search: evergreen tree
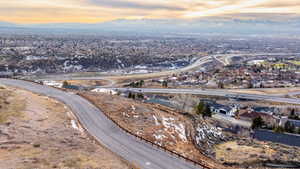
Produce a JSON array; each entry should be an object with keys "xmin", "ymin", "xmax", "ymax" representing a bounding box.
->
[
  {"xmin": 140, "ymin": 80, "xmax": 144, "ymax": 87},
  {"xmin": 251, "ymin": 117, "xmax": 264, "ymax": 129},
  {"xmin": 137, "ymin": 93, "xmax": 144, "ymax": 99},
  {"xmin": 274, "ymin": 126, "xmax": 285, "ymax": 133},
  {"xmin": 284, "ymin": 121, "xmax": 295, "ymax": 133},
  {"xmin": 204, "ymin": 105, "xmax": 212, "ymax": 117},
  {"xmin": 195, "ymin": 101, "xmax": 205, "ymax": 116},
  {"xmin": 195, "ymin": 102, "xmax": 212, "ymax": 118},
  {"xmin": 62, "ymin": 81, "xmax": 69, "ymax": 88},
  {"xmin": 132, "ymin": 93, "xmax": 136, "ymax": 100},
  {"xmin": 128, "ymin": 92, "xmax": 132, "ymax": 98},
  {"xmin": 162, "ymin": 81, "xmax": 168, "ymax": 88}
]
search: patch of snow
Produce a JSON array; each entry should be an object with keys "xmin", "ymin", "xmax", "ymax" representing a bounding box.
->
[
  {"xmin": 116, "ymin": 59, "xmax": 125, "ymax": 68},
  {"xmin": 91, "ymin": 88, "xmax": 117, "ymax": 95},
  {"xmin": 195, "ymin": 125, "xmax": 223, "ymax": 145},
  {"xmin": 153, "ymin": 133, "xmax": 166, "ymax": 146},
  {"xmin": 152, "ymin": 115, "xmax": 160, "ymax": 125},
  {"xmin": 154, "ymin": 134, "xmax": 166, "ymax": 140},
  {"xmin": 131, "ymin": 105, "xmax": 136, "ymax": 111},
  {"xmin": 169, "ymin": 77, "xmax": 177, "ymax": 80},
  {"xmin": 29, "ymin": 67, "xmax": 44, "ymax": 74},
  {"xmin": 63, "ymin": 60, "xmax": 83, "ymax": 71},
  {"xmin": 122, "ymin": 112, "xmax": 130, "ymax": 118},
  {"xmin": 43, "ymin": 80, "xmax": 62, "ymax": 88},
  {"xmin": 125, "ymin": 69, "xmax": 149, "ymax": 74},
  {"xmin": 71, "ymin": 120, "xmax": 82, "ymax": 132},
  {"xmin": 135, "ymin": 65, "xmax": 148, "ymax": 69},
  {"xmin": 162, "ymin": 117, "xmax": 187, "ymax": 142},
  {"xmin": 26, "ymin": 55, "xmax": 48, "ymax": 60}
]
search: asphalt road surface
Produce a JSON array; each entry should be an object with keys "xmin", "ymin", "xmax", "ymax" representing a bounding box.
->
[
  {"xmin": 108, "ymin": 88, "xmax": 300, "ymax": 105},
  {"xmin": 0, "ymin": 78, "xmax": 201, "ymax": 169}
]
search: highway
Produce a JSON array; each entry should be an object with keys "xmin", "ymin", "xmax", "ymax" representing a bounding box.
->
[
  {"xmin": 107, "ymin": 87, "xmax": 300, "ymax": 105},
  {"xmin": 27, "ymin": 52, "xmax": 300, "ymax": 85},
  {"xmin": 288, "ymin": 91, "xmax": 300, "ymax": 97},
  {"xmin": 0, "ymin": 78, "xmax": 201, "ymax": 169}
]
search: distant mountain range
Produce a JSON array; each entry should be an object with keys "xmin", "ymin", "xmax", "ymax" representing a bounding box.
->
[
  {"xmin": 1, "ymin": 15, "xmax": 300, "ymax": 35},
  {"xmin": 0, "ymin": 21, "xmax": 17, "ymax": 27}
]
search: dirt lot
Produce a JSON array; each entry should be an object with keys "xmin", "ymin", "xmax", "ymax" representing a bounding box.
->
[
  {"xmin": 58, "ymin": 79, "xmax": 111, "ymax": 87},
  {"xmin": 215, "ymin": 139, "xmax": 300, "ymax": 168},
  {"xmin": 0, "ymin": 86, "xmax": 129, "ymax": 169}
]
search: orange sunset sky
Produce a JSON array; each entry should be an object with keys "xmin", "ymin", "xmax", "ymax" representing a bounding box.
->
[{"xmin": 0, "ymin": 0, "xmax": 300, "ymax": 23}]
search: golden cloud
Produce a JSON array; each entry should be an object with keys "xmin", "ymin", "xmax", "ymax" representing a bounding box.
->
[{"xmin": 0, "ymin": 0, "xmax": 299, "ymax": 23}]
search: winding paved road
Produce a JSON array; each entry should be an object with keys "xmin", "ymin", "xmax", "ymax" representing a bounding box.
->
[{"xmin": 0, "ymin": 78, "xmax": 201, "ymax": 169}]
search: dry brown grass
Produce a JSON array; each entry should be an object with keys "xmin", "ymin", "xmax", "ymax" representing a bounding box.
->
[
  {"xmin": 0, "ymin": 87, "xmax": 25, "ymax": 123},
  {"xmin": 215, "ymin": 141, "xmax": 271, "ymax": 164},
  {"xmin": 58, "ymin": 79, "xmax": 110, "ymax": 86},
  {"xmin": 214, "ymin": 140, "xmax": 300, "ymax": 167}
]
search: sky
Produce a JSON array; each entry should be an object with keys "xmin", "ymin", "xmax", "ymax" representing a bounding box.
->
[{"xmin": 0, "ymin": 0, "xmax": 300, "ymax": 24}]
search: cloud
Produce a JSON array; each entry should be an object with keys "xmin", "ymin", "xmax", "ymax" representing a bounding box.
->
[
  {"xmin": 86, "ymin": 0, "xmax": 185, "ymax": 10},
  {"xmin": 183, "ymin": 0, "xmax": 272, "ymax": 18},
  {"xmin": 255, "ymin": 0, "xmax": 300, "ymax": 8},
  {"xmin": 0, "ymin": 0, "xmax": 300, "ymax": 23}
]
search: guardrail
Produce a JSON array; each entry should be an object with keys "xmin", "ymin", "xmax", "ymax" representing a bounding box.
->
[{"xmin": 4, "ymin": 77, "xmax": 212, "ymax": 169}]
